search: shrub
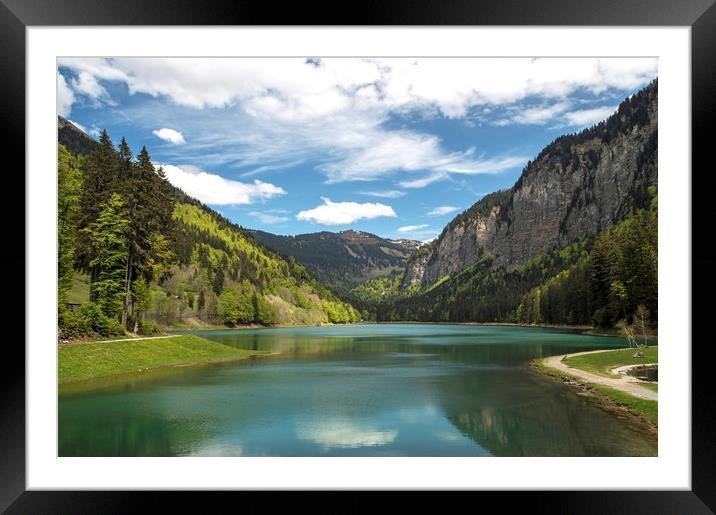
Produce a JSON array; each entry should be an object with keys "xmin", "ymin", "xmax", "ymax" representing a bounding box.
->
[
  {"xmin": 137, "ymin": 320, "xmax": 163, "ymax": 336},
  {"xmin": 58, "ymin": 305, "xmax": 90, "ymax": 339},
  {"xmin": 104, "ymin": 317, "xmax": 127, "ymax": 337},
  {"xmin": 78, "ymin": 302, "xmax": 110, "ymax": 335}
]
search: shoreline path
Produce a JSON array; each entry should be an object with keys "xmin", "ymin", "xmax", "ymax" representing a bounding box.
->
[{"xmin": 542, "ymin": 349, "xmax": 658, "ymax": 401}]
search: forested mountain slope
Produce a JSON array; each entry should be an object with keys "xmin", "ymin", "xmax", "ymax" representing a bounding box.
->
[
  {"xmin": 57, "ymin": 118, "xmax": 359, "ymax": 338},
  {"xmin": 371, "ymin": 81, "xmax": 658, "ymax": 328},
  {"xmin": 250, "ymin": 229, "xmax": 421, "ymax": 295},
  {"xmin": 406, "ymin": 80, "xmax": 658, "ymax": 287}
]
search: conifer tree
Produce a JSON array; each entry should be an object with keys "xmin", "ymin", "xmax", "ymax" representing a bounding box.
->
[
  {"xmin": 82, "ymin": 193, "xmax": 129, "ymax": 317},
  {"xmin": 75, "ymin": 130, "xmax": 120, "ymax": 298}
]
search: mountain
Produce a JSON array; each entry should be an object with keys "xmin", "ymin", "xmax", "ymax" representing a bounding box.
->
[
  {"xmin": 57, "ymin": 117, "xmax": 360, "ymax": 335},
  {"xmin": 370, "ymin": 80, "xmax": 658, "ymax": 327},
  {"xmin": 58, "ymin": 116, "xmax": 98, "ymax": 156},
  {"xmin": 250, "ymin": 229, "xmax": 421, "ymax": 295},
  {"xmin": 404, "ymin": 80, "xmax": 658, "ymax": 288}
]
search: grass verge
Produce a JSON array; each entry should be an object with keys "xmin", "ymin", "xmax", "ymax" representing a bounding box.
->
[
  {"xmin": 59, "ymin": 334, "xmax": 264, "ymax": 384},
  {"xmin": 563, "ymin": 346, "xmax": 658, "ymax": 377}
]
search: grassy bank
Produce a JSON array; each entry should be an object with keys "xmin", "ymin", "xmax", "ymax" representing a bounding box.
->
[
  {"xmin": 563, "ymin": 346, "xmax": 658, "ymax": 377},
  {"xmin": 58, "ymin": 334, "xmax": 264, "ymax": 384}
]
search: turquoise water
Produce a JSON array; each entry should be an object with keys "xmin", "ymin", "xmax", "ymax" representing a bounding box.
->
[{"xmin": 58, "ymin": 324, "xmax": 657, "ymax": 456}]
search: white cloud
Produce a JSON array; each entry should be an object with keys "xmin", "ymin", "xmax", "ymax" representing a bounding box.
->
[
  {"xmin": 296, "ymin": 420, "xmax": 398, "ymax": 449},
  {"xmin": 359, "ymin": 190, "xmax": 406, "ymax": 199},
  {"xmin": 504, "ymin": 101, "xmax": 572, "ymax": 125},
  {"xmin": 70, "ymin": 71, "xmax": 110, "ymax": 101},
  {"xmin": 428, "ymin": 206, "xmax": 459, "ymax": 216},
  {"xmin": 152, "ymin": 128, "xmax": 186, "ymax": 145},
  {"xmin": 247, "ymin": 211, "xmax": 289, "ymax": 224},
  {"xmin": 160, "ymin": 164, "xmax": 285, "ymax": 205},
  {"xmin": 398, "ymin": 172, "xmax": 448, "ymax": 189},
  {"xmin": 398, "ymin": 224, "xmax": 429, "ymax": 233},
  {"xmin": 58, "ymin": 57, "xmax": 656, "ymax": 116},
  {"xmin": 57, "ymin": 58, "xmax": 655, "ymax": 186},
  {"xmin": 57, "ymin": 72, "xmax": 75, "ymax": 117},
  {"xmin": 296, "ymin": 197, "xmax": 396, "ymax": 225},
  {"xmin": 564, "ymin": 105, "xmax": 618, "ymax": 127}
]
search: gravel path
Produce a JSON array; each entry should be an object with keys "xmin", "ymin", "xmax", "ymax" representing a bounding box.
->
[{"xmin": 542, "ymin": 349, "xmax": 658, "ymax": 401}]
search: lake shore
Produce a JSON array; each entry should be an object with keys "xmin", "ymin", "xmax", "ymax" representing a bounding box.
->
[
  {"xmin": 531, "ymin": 347, "xmax": 658, "ymax": 439},
  {"xmin": 58, "ymin": 334, "xmax": 267, "ymax": 384}
]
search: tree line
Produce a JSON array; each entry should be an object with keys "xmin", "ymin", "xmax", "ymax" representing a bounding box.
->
[{"xmin": 368, "ymin": 188, "xmax": 657, "ymax": 330}]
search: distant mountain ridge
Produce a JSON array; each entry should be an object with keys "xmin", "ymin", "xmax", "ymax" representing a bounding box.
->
[{"xmin": 250, "ymin": 229, "xmax": 422, "ymax": 295}]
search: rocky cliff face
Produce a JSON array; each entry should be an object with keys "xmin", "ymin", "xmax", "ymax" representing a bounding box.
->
[
  {"xmin": 401, "ymin": 250, "xmax": 431, "ymax": 287},
  {"xmin": 406, "ymin": 80, "xmax": 658, "ymax": 287}
]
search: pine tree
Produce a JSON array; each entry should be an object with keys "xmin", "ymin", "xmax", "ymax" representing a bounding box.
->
[
  {"xmin": 82, "ymin": 193, "xmax": 129, "ymax": 317},
  {"xmin": 75, "ymin": 130, "xmax": 120, "ymax": 298},
  {"xmin": 118, "ymin": 145, "xmax": 177, "ymax": 327}
]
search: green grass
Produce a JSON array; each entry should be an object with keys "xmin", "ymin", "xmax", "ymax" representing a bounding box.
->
[
  {"xmin": 589, "ymin": 384, "xmax": 658, "ymax": 425},
  {"xmin": 58, "ymin": 334, "xmax": 264, "ymax": 384},
  {"xmin": 66, "ymin": 273, "xmax": 90, "ymax": 304},
  {"xmin": 563, "ymin": 346, "xmax": 658, "ymax": 377}
]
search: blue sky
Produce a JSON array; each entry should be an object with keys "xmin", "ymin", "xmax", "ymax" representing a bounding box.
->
[{"xmin": 57, "ymin": 58, "xmax": 657, "ymax": 241}]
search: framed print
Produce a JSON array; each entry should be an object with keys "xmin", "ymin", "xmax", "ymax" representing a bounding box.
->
[{"xmin": 3, "ymin": 0, "xmax": 716, "ymax": 511}]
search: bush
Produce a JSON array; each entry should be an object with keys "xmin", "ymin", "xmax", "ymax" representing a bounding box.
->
[
  {"xmin": 58, "ymin": 305, "xmax": 90, "ymax": 339},
  {"xmin": 137, "ymin": 320, "xmax": 163, "ymax": 336},
  {"xmin": 59, "ymin": 302, "xmax": 127, "ymax": 339},
  {"xmin": 77, "ymin": 302, "xmax": 110, "ymax": 335},
  {"xmin": 104, "ymin": 317, "xmax": 126, "ymax": 337}
]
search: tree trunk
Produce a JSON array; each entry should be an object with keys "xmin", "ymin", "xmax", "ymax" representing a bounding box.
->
[{"xmin": 121, "ymin": 250, "xmax": 132, "ymax": 328}]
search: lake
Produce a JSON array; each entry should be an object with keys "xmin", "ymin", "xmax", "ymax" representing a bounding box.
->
[{"xmin": 58, "ymin": 324, "xmax": 657, "ymax": 456}]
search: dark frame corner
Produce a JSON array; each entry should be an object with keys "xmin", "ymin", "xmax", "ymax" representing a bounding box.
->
[{"xmin": 3, "ymin": 0, "xmax": 715, "ymax": 512}]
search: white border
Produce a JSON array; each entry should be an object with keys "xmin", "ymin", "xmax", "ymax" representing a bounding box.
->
[{"xmin": 27, "ymin": 27, "xmax": 691, "ymax": 490}]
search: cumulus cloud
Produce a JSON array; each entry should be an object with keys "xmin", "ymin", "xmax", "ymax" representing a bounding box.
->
[
  {"xmin": 57, "ymin": 71, "xmax": 75, "ymax": 117},
  {"xmin": 57, "ymin": 57, "xmax": 656, "ymax": 116},
  {"xmin": 152, "ymin": 127, "xmax": 186, "ymax": 145},
  {"xmin": 160, "ymin": 164, "xmax": 285, "ymax": 205},
  {"xmin": 398, "ymin": 224, "xmax": 429, "ymax": 233},
  {"xmin": 296, "ymin": 197, "xmax": 396, "ymax": 225},
  {"xmin": 70, "ymin": 71, "xmax": 111, "ymax": 101},
  {"xmin": 56, "ymin": 57, "xmax": 655, "ymax": 186},
  {"xmin": 248, "ymin": 210, "xmax": 289, "ymax": 224},
  {"xmin": 428, "ymin": 206, "xmax": 459, "ymax": 216}
]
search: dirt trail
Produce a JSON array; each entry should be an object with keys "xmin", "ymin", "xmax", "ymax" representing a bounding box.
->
[
  {"xmin": 61, "ymin": 335, "xmax": 179, "ymax": 345},
  {"xmin": 542, "ymin": 349, "xmax": 657, "ymax": 401}
]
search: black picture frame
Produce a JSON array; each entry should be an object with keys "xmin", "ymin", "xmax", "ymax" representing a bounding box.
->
[{"xmin": 3, "ymin": 0, "xmax": 714, "ymax": 511}]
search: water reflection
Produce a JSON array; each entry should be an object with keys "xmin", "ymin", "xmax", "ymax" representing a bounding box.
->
[
  {"xmin": 296, "ymin": 419, "xmax": 399, "ymax": 449},
  {"xmin": 59, "ymin": 324, "xmax": 656, "ymax": 456}
]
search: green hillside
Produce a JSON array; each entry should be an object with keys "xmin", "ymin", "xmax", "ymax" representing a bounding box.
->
[{"xmin": 58, "ymin": 124, "xmax": 359, "ymax": 340}]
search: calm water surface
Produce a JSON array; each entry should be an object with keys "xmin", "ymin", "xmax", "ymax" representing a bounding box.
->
[{"xmin": 58, "ymin": 324, "xmax": 657, "ymax": 456}]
